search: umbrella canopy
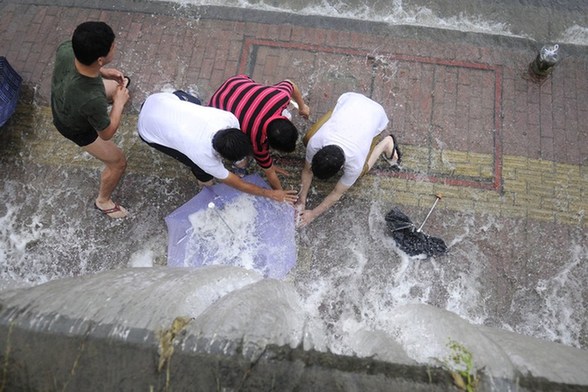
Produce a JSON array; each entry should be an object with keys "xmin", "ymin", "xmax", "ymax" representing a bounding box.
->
[
  {"xmin": 385, "ymin": 207, "xmax": 447, "ymax": 258},
  {"xmin": 165, "ymin": 174, "xmax": 297, "ymax": 279}
]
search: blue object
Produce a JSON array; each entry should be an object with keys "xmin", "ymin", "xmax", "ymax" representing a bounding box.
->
[
  {"xmin": 0, "ymin": 57, "xmax": 22, "ymax": 128},
  {"xmin": 165, "ymin": 174, "xmax": 297, "ymax": 279}
]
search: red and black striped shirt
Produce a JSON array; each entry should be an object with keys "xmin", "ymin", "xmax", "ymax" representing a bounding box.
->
[{"xmin": 208, "ymin": 74, "xmax": 293, "ymax": 169}]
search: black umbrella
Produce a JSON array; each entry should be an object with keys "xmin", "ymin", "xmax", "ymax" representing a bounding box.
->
[{"xmin": 385, "ymin": 194, "xmax": 447, "ymax": 257}]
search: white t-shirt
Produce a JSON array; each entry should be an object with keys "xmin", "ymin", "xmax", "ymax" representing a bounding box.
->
[
  {"xmin": 138, "ymin": 93, "xmax": 240, "ymax": 180},
  {"xmin": 305, "ymin": 92, "xmax": 389, "ymax": 187}
]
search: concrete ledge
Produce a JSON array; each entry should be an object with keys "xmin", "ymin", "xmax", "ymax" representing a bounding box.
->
[
  {"xmin": 0, "ymin": 268, "xmax": 586, "ymax": 391},
  {"xmin": 1, "ymin": 305, "xmax": 583, "ymax": 391},
  {"xmin": 0, "ymin": 314, "xmax": 457, "ymax": 391}
]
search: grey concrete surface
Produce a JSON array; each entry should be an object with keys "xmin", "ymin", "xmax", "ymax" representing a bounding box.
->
[{"xmin": 0, "ymin": 267, "xmax": 586, "ymax": 391}]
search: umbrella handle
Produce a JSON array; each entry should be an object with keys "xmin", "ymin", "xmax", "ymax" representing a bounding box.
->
[
  {"xmin": 416, "ymin": 193, "xmax": 443, "ymax": 233},
  {"xmin": 390, "ymin": 223, "xmax": 416, "ymax": 232}
]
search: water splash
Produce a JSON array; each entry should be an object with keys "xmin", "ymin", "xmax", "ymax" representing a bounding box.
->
[
  {"xmin": 559, "ymin": 24, "xmax": 588, "ymax": 46},
  {"xmin": 149, "ymin": 0, "xmax": 587, "ymax": 46},
  {"xmin": 519, "ymin": 243, "xmax": 587, "ymax": 348},
  {"xmin": 185, "ymin": 194, "xmax": 260, "ymax": 271}
]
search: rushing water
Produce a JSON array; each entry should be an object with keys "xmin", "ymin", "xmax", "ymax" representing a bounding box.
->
[
  {"xmin": 155, "ymin": 0, "xmax": 588, "ymax": 45},
  {"xmin": 0, "ymin": 0, "xmax": 586, "ymax": 375},
  {"xmin": 0, "ymin": 151, "xmax": 585, "ymax": 353}
]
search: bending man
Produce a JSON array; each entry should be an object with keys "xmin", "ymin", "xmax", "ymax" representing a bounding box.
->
[
  {"xmin": 138, "ymin": 92, "xmax": 298, "ymax": 203},
  {"xmin": 296, "ymin": 92, "xmax": 401, "ymax": 227},
  {"xmin": 208, "ymin": 74, "xmax": 310, "ymax": 190}
]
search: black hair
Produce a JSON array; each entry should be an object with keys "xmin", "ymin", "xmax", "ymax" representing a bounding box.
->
[
  {"xmin": 311, "ymin": 145, "xmax": 345, "ymax": 180},
  {"xmin": 267, "ymin": 118, "xmax": 298, "ymax": 152},
  {"xmin": 212, "ymin": 128, "xmax": 252, "ymax": 162},
  {"xmin": 72, "ymin": 21, "xmax": 115, "ymax": 66}
]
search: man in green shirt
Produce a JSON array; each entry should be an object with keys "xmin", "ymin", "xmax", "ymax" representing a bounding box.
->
[{"xmin": 51, "ymin": 21, "xmax": 130, "ymax": 218}]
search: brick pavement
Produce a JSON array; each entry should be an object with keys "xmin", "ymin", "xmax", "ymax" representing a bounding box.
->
[{"xmin": 1, "ymin": 0, "xmax": 586, "ymax": 227}]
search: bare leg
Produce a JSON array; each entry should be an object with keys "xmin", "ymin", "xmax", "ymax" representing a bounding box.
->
[
  {"xmin": 103, "ymin": 79, "xmax": 119, "ymax": 102},
  {"xmin": 198, "ymin": 179, "xmax": 214, "ymax": 187},
  {"xmin": 84, "ymin": 137, "xmax": 128, "ymax": 218},
  {"xmin": 366, "ymin": 135, "xmax": 396, "ymax": 171}
]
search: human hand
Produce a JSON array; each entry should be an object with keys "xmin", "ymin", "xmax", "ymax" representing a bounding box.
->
[
  {"xmin": 296, "ymin": 209, "xmax": 316, "ymax": 228},
  {"xmin": 112, "ymin": 84, "xmax": 130, "ymax": 107},
  {"xmin": 298, "ymin": 103, "xmax": 310, "ymax": 119},
  {"xmin": 272, "ymin": 189, "xmax": 298, "ymax": 204},
  {"xmin": 101, "ymin": 68, "xmax": 125, "ymax": 85}
]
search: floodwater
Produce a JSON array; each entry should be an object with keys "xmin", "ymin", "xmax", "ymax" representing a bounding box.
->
[
  {"xmin": 158, "ymin": 0, "xmax": 588, "ymax": 45},
  {"xmin": 1, "ymin": 140, "xmax": 585, "ymax": 353},
  {"xmin": 0, "ymin": 0, "xmax": 586, "ymax": 370},
  {"xmin": 149, "ymin": 0, "xmax": 585, "ymax": 352}
]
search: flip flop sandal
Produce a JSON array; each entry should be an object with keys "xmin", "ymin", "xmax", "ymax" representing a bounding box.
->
[
  {"xmin": 123, "ymin": 76, "xmax": 131, "ymax": 88},
  {"xmin": 94, "ymin": 202, "xmax": 127, "ymax": 219},
  {"xmin": 383, "ymin": 134, "xmax": 402, "ymax": 167}
]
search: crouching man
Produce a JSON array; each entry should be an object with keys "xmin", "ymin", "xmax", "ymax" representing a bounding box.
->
[
  {"xmin": 296, "ymin": 92, "xmax": 401, "ymax": 227},
  {"xmin": 138, "ymin": 92, "xmax": 298, "ymax": 203}
]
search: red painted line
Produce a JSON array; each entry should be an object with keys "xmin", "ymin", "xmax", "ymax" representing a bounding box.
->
[
  {"xmin": 493, "ymin": 66, "xmax": 504, "ymax": 192},
  {"xmin": 238, "ymin": 39, "xmax": 254, "ymax": 74},
  {"xmin": 243, "ymin": 38, "xmax": 500, "ymax": 72},
  {"xmin": 373, "ymin": 170, "xmax": 497, "ymax": 190}
]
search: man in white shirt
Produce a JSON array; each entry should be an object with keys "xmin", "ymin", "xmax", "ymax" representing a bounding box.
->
[
  {"xmin": 138, "ymin": 92, "xmax": 298, "ymax": 203},
  {"xmin": 296, "ymin": 92, "xmax": 401, "ymax": 227}
]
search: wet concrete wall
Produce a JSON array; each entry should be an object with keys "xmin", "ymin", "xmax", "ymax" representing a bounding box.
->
[
  {"xmin": 0, "ymin": 318, "xmax": 455, "ymax": 391},
  {"xmin": 0, "ymin": 268, "xmax": 586, "ymax": 392}
]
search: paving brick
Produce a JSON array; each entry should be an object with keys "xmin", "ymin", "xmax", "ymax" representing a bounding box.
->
[
  {"xmin": 499, "ymin": 204, "xmax": 529, "ymax": 219},
  {"xmin": 527, "ymin": 207, "xmax": 558, "ymax": 222}
]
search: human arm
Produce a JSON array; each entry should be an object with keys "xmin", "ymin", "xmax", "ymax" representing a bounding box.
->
[
  {"xmin": 97, "ymin": 85, "xmax": 129, "ymax": 140},
  {"xmin": 100, "ymin": 67, "xmax": 125, "ymax": 85},
  {"xmin": 297, "ymin": 180, "xmax": 350, "ymax": 228},
  {"xmin": 285, "ymin": 80, "xmax": 310, "ymax": 119},
  {"xmin": 295, "ymin": 160, "xmax": 313, "ymax": 210},
  {"xmin": 220, "ymin": 172, "xmax": 298, "ymax": 203},
  {"xmin": 263, "ymin": 164, "xmax": 290, "ymax": 190}
]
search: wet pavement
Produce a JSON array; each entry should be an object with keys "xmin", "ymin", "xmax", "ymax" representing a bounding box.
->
[{"xmin": 0, "ymin": 0, "xmax": 587, "ymax": 350}]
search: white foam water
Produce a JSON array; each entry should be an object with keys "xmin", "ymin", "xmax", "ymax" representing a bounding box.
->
[
  {"xmin": 0, "ymin": 178, "xmax": 80, "ymax": 288},
  {"xmin": 0, "ymin": 167, "xmax": 585, "ymax": 371},
  {"xmin": 185, "ymin": 194, "xmax": 260, "ymax": 271},
  {"xmin": 516, "ymin": 243, "xmax": 587, "ymax": 348},
  {"xmin": 150, "ymin": 0, "xmax": 588, "ymax": 46},
  {"xmin": 0, "ymin": 162, "xmax": 177, "ymax": 289},
  {"xmin": 128, "ymin": 249, "xmax": 155, "ymax": 268},
  {"xmin": 168, "ymin": 0, "xmax": 510, "ymax": 35},
  {"xmin": 561, "ymin": 24, "xmax": 588, "ymax": 45}
]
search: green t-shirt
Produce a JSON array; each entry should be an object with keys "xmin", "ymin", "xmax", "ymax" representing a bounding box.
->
[{"xmin": 50, "ymin": 41, "xmax": 110, "ymax": 144}]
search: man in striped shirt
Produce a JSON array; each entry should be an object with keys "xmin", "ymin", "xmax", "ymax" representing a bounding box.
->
[
  {"xmin": 138, "ymin": 92, "xmax": 299, "ymax": 204},
  {"xmin": 209, "ymin": 74, "xmax": 310, "ymax": 191}
]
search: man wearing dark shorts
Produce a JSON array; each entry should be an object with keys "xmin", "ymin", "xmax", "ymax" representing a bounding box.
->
[
  {"xmin": 137, "ymin": 92, "xmax": 298, "ymax": 204},
  {"xmin": 51, "ymin": 21, "xmax": 130, "ymax": 218}
]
